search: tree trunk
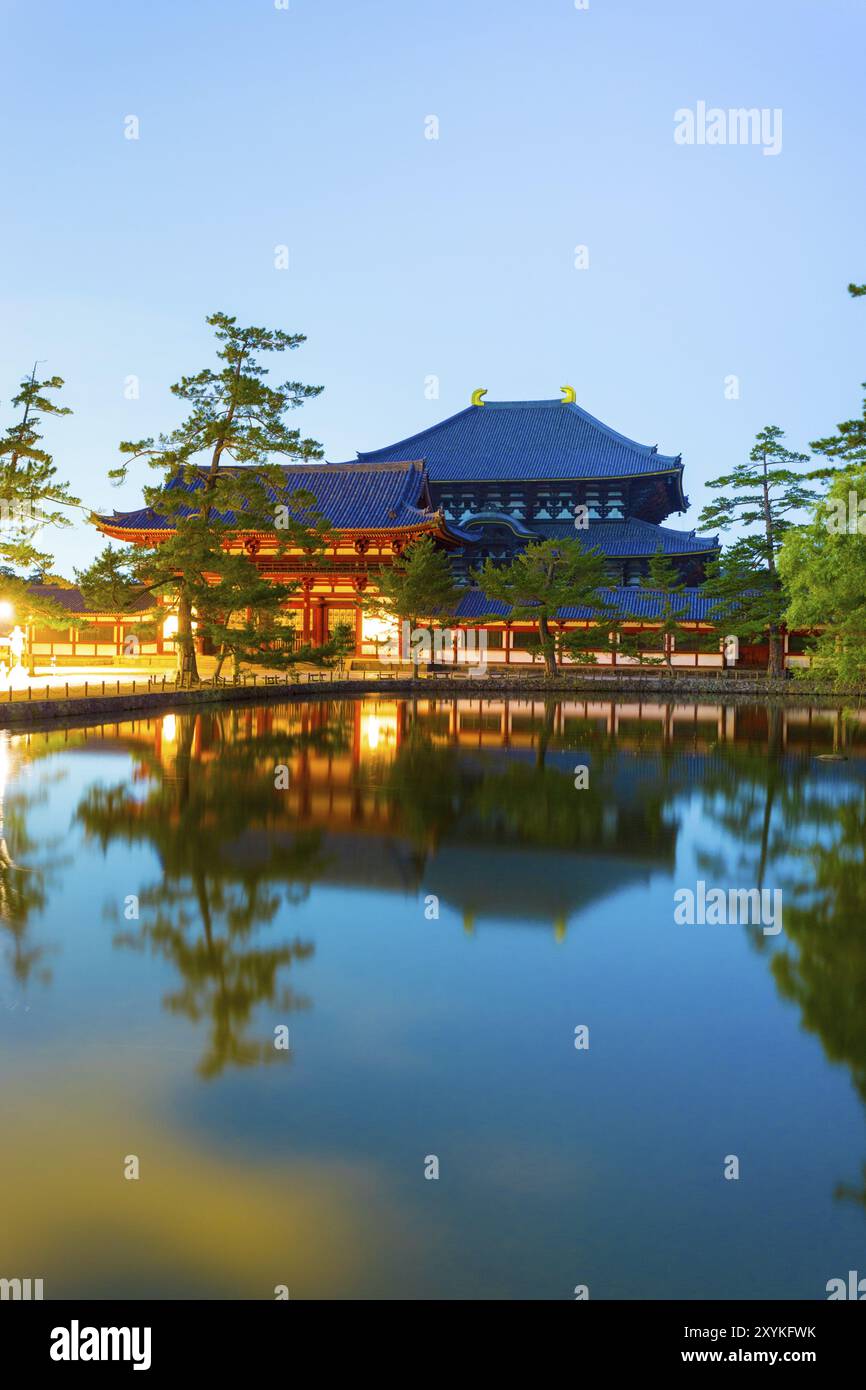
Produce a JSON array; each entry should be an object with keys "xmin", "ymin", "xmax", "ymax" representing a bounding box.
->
[
  {"xmin": 768, "ymin": 628, "xmax": 784, "ymax": 678},
  {"xmin": 538, "ymin": 614, "xmax": 557, "ymax": 678},
  {"xmin": 536, "ymin": 700, "xmax": 556, "ymax": 768},
  {"xmin": 176, "ymin": 587, "xmax": 199, "ymax": 686}
]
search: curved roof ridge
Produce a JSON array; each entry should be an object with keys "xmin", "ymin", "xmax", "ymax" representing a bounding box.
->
[
  {"xmin": 623, "ymin": 515, "xmax": 717, "ymax": 542},
  {"xmin": 559, "ymin": 400, "xmax": 674, "ymax": 460},
  {"xmin": 96, "ymin": 458, "xmax": 442, "ymax": 537},
  {"xmin": 356, "ymin": 405, "xmax": 477, "ymax": 463},
  {"xmin": 358, "ymin": 399, "xmax": 681, "ymax": 465},
  {"xmin": 299, "ymin": 458, "xmax": 427, "ymax": 473},
  {"xmin": 355, "ymin": 397, "xmax": 683, "ymax": 480}
]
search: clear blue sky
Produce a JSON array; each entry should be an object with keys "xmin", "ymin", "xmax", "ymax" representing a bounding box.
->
[{"xmin": 1, "ymin": 0, "xmax": 863, "ymax": 574}]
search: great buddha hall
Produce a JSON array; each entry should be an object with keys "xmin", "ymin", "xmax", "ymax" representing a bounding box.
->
[{"xmin": 83, "ymin": 387, "xmax": 752, "ymax": 668}]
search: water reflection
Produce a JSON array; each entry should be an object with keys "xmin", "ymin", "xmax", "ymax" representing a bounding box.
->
[
  {"xmin": 6, "ymin": 694, "xmax": 866, "ymax": 960},
  {"xmin": 0, "ymin": 728, "xmax": 66, "ymax": 988},
  {"xmin": 3, "ymin": 695, "xmax": 866, "ymax": 1282},
  {"xmin": 70, "ymin": 708, "xmax": 352, "ymax": 1077}
]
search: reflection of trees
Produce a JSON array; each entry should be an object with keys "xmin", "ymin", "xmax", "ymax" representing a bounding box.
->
[
  {"xmin": 0, "ymin": 735, "xmax": 66, "ymax": 989},
  {"xmin": 75, "ymin": 706, "xmax": 351, "ymax": 1078},
  {"xmin": 695, "ymin": 737, "xmax": 807, "ymax": 953},
  {"xmin": 111, "ymin": 879, "xmax": 315, "ymax": 1080},
  {"xmin": 696, "ymin": 724, "xmax": 866, "ymax": 1211},
  {"xmin": 375, "ymin": 706, "xmax": 681, "ymax": 878},
  {"xmin": 769, "ymin": 778, "xmax": 866, "ymax": 1210},
  {"xmin": 379, "ymin": 731, "xmax": 462, "ymax": 859},
  {"xmin": 385, "ymin": 701, "xmax": 680, "ymax": 862},
  {"xmin": 14, "ymin": 691, "xmax": 866, "ymax": 1208},
  {"xmin": 391, "ymin": 702, "xmax": 866, "ymax": 1213}
]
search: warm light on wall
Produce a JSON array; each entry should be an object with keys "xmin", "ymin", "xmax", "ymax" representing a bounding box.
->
[
  {"xmin": 360, "ymin": 708, "xmax": 398, "ymax": 755},
  {"xmin": 361, "ymin": 610, "xmax": 399, "ymax": 652},
  {"xmin": 163, "ymin": 615, "xmax": 179, "ymax": 639},
  {"xmin": 0, "ymin": 600, "xmax": 13, "ymax": 623}
]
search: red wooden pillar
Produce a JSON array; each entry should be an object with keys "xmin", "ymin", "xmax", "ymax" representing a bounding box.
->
[
  {"xmin": 302, "ymin": 582, "xmax": 312, "ymax": 642},
  {"xmin": 352, "ymin": 576, "xmax": 367, "ymax": 656}
]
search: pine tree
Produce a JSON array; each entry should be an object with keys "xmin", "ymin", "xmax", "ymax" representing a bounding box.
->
[
  {"xmin": 771, "ymin": 279, "xmax": 866, "ymax": 685},
  {"xmin": 558, "ymin": 622, "xmax": 606, "ymax": 666},
  {"xmin": 76, "ymin": 544, "xmax": 147, "ymax": 613},
  {"xmin": 807, "ymin": 287, "xmax": 866, "ymax": 482},
  {"xmin": 779, "ymin": 461, "xmax": 866, "ymax": 686},
  {"xmin": 0, "ymin": 365, "xmax": 78, "ymax": 576},
  {"xmin": 199, "ymin": 555, "xmax": 342, "ymax": 680},
  {"xmin": 365, "ymin": 534, "xmax": 461, "ymax": 674},
  {"xmin": 641, "ymin": 546, "xmax": 691, "ymax": 668},
  {"xmin": 476, "ymin": 538, "xmax": 609, "ymax": 677},
  {"xmin": 108, "ymin": 312, "xmax": 327, "ymax": 684},
  {"xmin": 75, "ymin": 543, "xmax": 160, "ymax": 653},
  {"xmin": 698, "ymin": 425, "xmax": 816, "ymax": 676}
]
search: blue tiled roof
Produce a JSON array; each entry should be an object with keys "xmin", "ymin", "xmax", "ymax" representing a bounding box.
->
[
  {"xmin": 459, "ymin": 516, "xmax": 718, "ymax": 557},
  {"xmin": 97, "ymin": 461, "xmax": 454, "ymax": 534},
  {"xmin": 353, "ymin": 398, "xmax": 683, "ymax": 482},
  {"xmin": 26, "ymin": 584, "xmax": 153, "ymax": 614},
  {"xmin": 453, "ymin": 587, "xmax": 721, "ymax": 623}
]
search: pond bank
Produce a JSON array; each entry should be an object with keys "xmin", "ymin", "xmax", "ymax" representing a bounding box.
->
[{"xmin": 0, "ymin": 670, "xmax": 861, "ymax": 730}]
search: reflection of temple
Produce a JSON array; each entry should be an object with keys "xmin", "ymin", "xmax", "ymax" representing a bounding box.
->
[{"xmin": 36, "ymin": 697, "xmax": 866, "ymax": 935}]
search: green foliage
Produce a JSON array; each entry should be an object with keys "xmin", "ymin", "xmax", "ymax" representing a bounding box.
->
[
  {"xmin": 779, "ymin": 463, "xmax": 866, "ymax": 686},
  {"xmin": 364, "ymin": 534, "xmax": 460, "ymax": 669},
  {"xmin": 0, "ymin": 367, "xmax": 78, "ymax": 573},
  {"xmin": 698, "ymin": 424, "xmax": 814, "ymax": 547},
  {"xmin": 370, "ymin": 535, "xmax": 460, "ymax": 628},
  {"xmin": 558, "ymin": 624, "xmax": 606, "ymax": 665},
  {"xmin": 323, "ymin": 622, "xmax": 355, "ymax": 671},
  {"xmin": 202, "ymin": 558, "xmax": 299, "ymax": 679},
  {"xmin": 475, "ymin": 537, "xmax": 610, "ymax": 676},
  {"xmin": 702, "ymin": 540, "xmax": 786, "ymax": 640},
  {"xmin": 105, "ymin": 312, "xmax": 327, "ymax": 683},
  {"xmin": 698, "ymin": 424, "xmax": 815, "ymax": 674},
  {"xmin": 0, "ymin": 573, "xmax": 70, "ymax": 631},
  {"xmin": 641, "ymin": 546, "xmax": 691, "ymax": 665},
  {"xmin": 805, "ymin": 284, "xmax": 866, "ymax": 483},
  {"xmin": 808, "ymin": 390, "xmax": 866, "ymax": 483},
  {"xmin": 75, "ymin": 544, "xmax": 149, "ymax": 614}
]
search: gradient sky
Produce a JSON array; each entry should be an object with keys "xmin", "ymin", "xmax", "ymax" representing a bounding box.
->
[{"xmin": 1, "ymin": 0, "xmax": 863, "ymax": 574}]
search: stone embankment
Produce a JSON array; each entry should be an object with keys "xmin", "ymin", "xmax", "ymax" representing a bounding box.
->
[{"xmin": 0, "ymin": 669, "xmax": 859, "ymax": 730}]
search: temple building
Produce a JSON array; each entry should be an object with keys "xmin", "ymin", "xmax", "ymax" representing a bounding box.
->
[
  {"xmin": 353, "ymin": 389, "xmax": 717, "ymax": 589},
  {"xmin": 94, "ymin": 388, "xmax": 745, "ymax": 667}
]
